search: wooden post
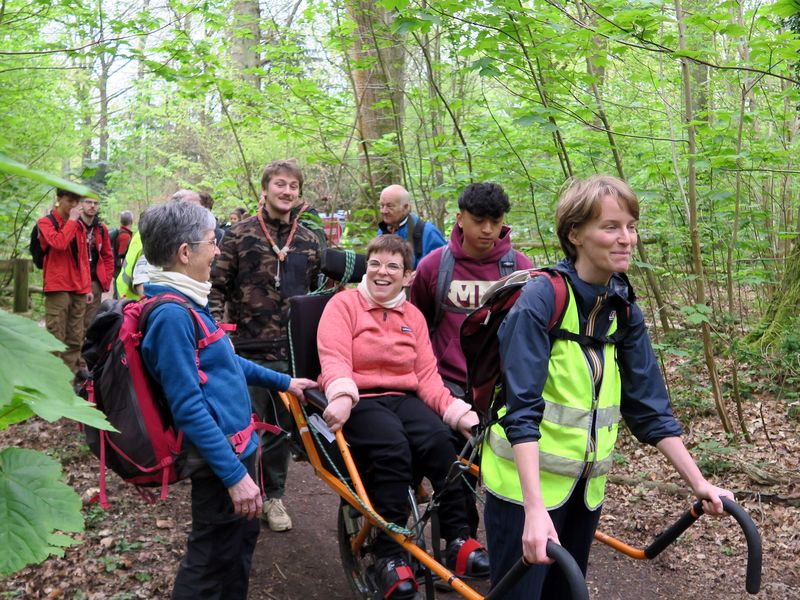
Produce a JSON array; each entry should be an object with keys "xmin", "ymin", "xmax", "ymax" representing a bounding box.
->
[{"xmin": 13, "ymin": 258, "xmax": 31, "ymax": 313}]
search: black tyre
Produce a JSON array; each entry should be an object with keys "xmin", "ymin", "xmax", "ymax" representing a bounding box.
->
[{"xmin": 337, "ymin": 502, "xmax": 380, "ymax": 599}]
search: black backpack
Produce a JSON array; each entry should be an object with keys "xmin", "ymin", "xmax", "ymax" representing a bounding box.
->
[{"xmin": 29, "ymin": 214, "xmax": 79, "ymax": 269}]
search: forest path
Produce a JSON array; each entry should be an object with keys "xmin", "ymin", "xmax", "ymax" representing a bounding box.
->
[{"xmin": 250, "ymin": 460, "xmax": 682, "ymax": 600}]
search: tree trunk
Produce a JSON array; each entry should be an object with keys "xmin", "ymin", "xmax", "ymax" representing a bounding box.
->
[
  {"xmin": 346, "ymin": 0, "xmax": 407, "ymax": 205},
  {"xmin": 229, "ymin": 0, "xmax": 260, "ymax": 87},
  {"xmin": 675, "ymin": 0, "xmax": 736, "ymax": 437}
]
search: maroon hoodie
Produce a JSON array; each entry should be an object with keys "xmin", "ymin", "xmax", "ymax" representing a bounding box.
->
[{"xmin": 410, "ymin": 224, "xmax": 533, "ymax": 386}]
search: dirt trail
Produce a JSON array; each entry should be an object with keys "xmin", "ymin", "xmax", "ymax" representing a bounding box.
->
[{"xmin": 250, "ymin": 461, "xmax": 688, "ymax": 600}]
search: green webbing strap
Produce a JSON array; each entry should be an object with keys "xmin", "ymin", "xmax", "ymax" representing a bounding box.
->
[{"xmin": 300, "ymin": 400, "xmax": 417, "ymax": 538}]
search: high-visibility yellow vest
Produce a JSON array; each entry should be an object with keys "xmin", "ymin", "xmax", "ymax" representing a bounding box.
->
[
  {"xmin": 481, "ymin": 283, "xmax": 621, "ymax": 510},
  {"xmin": 115, "ymin": 231, "xmax": 143, "ymax": 299}
]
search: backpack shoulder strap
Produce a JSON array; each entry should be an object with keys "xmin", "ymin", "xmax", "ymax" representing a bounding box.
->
[
  {"xmin": 529, "ymin": 268, "xmax": 568, "ymax": 331},
  {"xmin": 411, "ymin": 215, "xmax": 425, "ymax": 261},
  {"xmin": 433, "ymin": 246, "xmax": 454, "ymax": 329},
  {"xmin": 46, "ymin": 213, "xmax": 60, "ymax": 231},
  {"xmin": 498, "ymin": 248, "xmax": 516, "ymax": 277}
]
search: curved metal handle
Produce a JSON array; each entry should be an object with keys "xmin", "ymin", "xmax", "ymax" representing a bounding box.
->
[
  {"xmin": 644, "ymin": 497, "xmax": 761, "ymax": 594},
  {"xmin": 485, "ymin": 540, "xmax": 589, "ymax": 600}
]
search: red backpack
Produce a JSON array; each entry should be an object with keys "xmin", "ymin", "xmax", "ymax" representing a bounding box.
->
[
  {"xmin": 460, "ymin": 269, "xmax": 568, "ymax": 419},
  {"xmin": 80, "ymin": 294, "xmax": 271, "ymax": 508},
  {"xmin": 460, "ymin": 268, "xmax": 631, "ymax": 420}
]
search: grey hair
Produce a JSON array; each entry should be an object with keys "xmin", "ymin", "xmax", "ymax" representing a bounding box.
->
[
  {"xmin": 120, "ymin": 210, "xmax": 133, "ymax": 226},
  {"xmin": 169, "ymin": 189, "xmax": 201, "ymax": 204},
  {"xmin": 139, "ymin": 202, "xmax": 217, "ymax": 268}
]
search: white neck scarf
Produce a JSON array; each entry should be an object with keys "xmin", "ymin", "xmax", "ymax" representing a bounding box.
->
[
  {"xmin": 357, "ymin": 275, "xmax": 406, "ymax": 309},
  {"xmin": 148, "ymin": 270, "xmax": 212, "ymax": 306}
]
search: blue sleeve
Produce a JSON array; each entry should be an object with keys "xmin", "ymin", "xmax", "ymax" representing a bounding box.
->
[
  {"xmin": 141, "ymin": 304, "xmax": 246, "ymax": 487},
  {"xmin": 422, "ymin": 222, "xmax": 446, "ymax": 258},
  {"xmin": 237, "ymin": 356, "xmax": 291, "ymax": 390},
  {"xmin": 618, "ymin": 304, "xmax": 682, "ymax": 444},
  {"xmin": 497, "ymin": 277, "xmax": 555, "ymax": 444}
]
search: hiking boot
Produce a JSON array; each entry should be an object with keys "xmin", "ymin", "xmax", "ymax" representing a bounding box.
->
[
  {"xmin": 374, "ymin": 556, "xmax": 418, "ymax": 599},
  {"xmin": 263, "ymin": 498, "xmax": 292, "ymax": 531},
  {"xmin": 445, "ymin": 537, "xmax": 490, "ymax": 579}
]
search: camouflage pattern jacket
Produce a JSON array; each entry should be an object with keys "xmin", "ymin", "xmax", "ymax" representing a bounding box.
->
[{"xmin": 210, "ymin": 210, "xmax": 322, "ymax": 361}]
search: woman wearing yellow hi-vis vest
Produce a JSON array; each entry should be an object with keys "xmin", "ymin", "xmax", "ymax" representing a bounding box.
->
[{"xmin": 482, "ymin": 175, "xmax": 734, "ymax": 599}]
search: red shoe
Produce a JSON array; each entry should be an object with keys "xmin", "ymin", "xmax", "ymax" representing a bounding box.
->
[{"xmin": 374, "ymin": 556, "xmax": 419, "ymax": 599}]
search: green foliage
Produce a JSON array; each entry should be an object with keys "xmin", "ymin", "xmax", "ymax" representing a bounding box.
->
[
  {"xmin": 693, "ymin": 436, "xmax": 737, "ymax": 477},
  {"xmin": 0, "ymin": 310, "xmax": 113, "ymax": 430},
  {"xmin": 0, "ymin": 448, "xmax": 84, "ymax": 575}
]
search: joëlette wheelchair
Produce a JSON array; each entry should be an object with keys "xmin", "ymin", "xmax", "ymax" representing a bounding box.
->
[{"xmin": 276, "ymin": 249, "xmax": 762, "ymax": 600}]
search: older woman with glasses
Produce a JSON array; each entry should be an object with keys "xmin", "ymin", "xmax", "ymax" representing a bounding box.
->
[
  {"xmin": 137, "ymin": 201, "xmax": 316, "ymax": 600},
  {"xmin": 316, "ymin": 234, "xmax": 490, "ymax": 600}
]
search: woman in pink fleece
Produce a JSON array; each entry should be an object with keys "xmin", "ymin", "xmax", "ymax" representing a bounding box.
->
[{"xmin": 317, "ymin": 234, "xmax": 489, "ymax": 599}]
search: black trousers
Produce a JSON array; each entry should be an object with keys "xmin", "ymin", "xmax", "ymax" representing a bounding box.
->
[
  {"xmin": 344, "ymin": 394, "xmax": 470, "ymax": 558},
  {"xmin": 171, "ymin": 452, "xmax": 261, "ymax": 600},
  {"xmin": 484, "ymin": 478, "xmax": 601, "ymax": 600}
]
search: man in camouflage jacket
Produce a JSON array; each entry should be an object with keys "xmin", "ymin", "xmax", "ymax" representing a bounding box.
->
[{"xmin": 210, "ymin": 159, "xmax": 321, "ymax": 531}]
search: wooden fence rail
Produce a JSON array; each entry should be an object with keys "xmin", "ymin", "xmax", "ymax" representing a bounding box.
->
[{"xmin": 0, "ymin": 258, "xmax": 35, "ymax": 313}]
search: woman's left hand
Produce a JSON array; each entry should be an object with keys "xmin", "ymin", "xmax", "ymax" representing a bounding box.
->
[
  {"xmin": 323, "ymin": 396, "xmax": 352, "ymax": 432},
  {"xmin": 693, "ymin": 480, "xmax": 735, "ymax": 516},
  {"xmin": 287, "ymin": 378, "xmax": 317, "ymax": 401}
]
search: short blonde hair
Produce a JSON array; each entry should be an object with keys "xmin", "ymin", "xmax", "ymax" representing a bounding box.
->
[{"xmin": 555, "ymin": 175, "xmax": 640, "ymax": 259}]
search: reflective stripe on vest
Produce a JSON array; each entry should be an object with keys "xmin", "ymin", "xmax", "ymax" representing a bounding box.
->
[{"xmin": 481, "ymin": 282, "xmax": 622, "ymax": 510}]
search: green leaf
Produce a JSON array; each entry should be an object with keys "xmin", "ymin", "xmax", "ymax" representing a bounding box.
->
[
  {"xmin": 0, "ymin": 154, "xmax": 98, "ymax": 199},
  {"xmin": 0, "ymin": 448, "xmax": 84, "ymax": 576},
  {"xmin": 0, "ymin": 310, "xmax": 113, "ymax": 431}
]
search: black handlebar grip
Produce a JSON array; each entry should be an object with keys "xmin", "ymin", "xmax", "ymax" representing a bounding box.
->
[
  {"xmin": 644, "ymin": 498, "xmax": 761, "ymax": 594},
  {"xmin": 485, "ymin": 541, "xmax": 589, "ymax": 600},
  {"xmin": 719, "ymin": 498, "xmax": 762, "ymax": 594}
]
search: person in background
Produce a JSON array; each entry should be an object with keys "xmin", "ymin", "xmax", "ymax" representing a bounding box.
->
[
  {"xmin": 410, "ymin": 181, "xmax": 533, "ymax": 537},
  {"xmin": 228, "ymin": 207, "xmax": 249, "ymax": 228},
  {"xmin": 116, "ymin": 189, "xmax": 201, "ymax": 299},
  {"xmin": 481, "ymin": 175, "xmax": 734, "ymax": 599},
  {"xmin": 377, "ymin": 184, "xmax": 446, "ymax": 268},
  {"xmin": 137, "ymin": 200, "xmax": 316, "ymax": 599},
  {"xmin": 37, "ymin": 188, "xmax": 92, "ymax": 373},
  {"xmin": 110, "ymin": 210, "xmax": 134, "ymax": 286},
  {"xmin": 79, "ymin": 196, "xmax": 114, "ymax": 328},
  {"xmin": 210, "ymin": 159, "xmax": 322, "ymax": 532},
  {"xmin": 198, "ymin": 190, "xmax": 225, "ymax": 243}
]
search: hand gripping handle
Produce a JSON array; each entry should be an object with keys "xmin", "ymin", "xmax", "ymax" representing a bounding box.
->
[
  {"xmin": 485, "ymin": 540, "xmax": 589, "ymax": 600},
  {"xmin": 644, "ymin": 497, "xmax": 761, "ymax": 594}
]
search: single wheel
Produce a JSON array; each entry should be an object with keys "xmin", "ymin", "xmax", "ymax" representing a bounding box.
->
[{"xmin": 337, "ymin": 502, "xmax": 380, "ymax": 599}]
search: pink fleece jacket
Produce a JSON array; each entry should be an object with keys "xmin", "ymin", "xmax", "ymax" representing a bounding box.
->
[{"xmin": 317, "ymin": 287, "xmax": 472, "ymax": 430}]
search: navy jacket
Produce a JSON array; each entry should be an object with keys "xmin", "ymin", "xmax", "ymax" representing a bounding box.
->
[{"xmin": 498, "ymin": 259, "xmax": 681, "ymax": 447}]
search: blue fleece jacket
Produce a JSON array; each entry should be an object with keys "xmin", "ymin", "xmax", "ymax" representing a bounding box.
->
[
  {"xmin": 498, "ymin": 259, "xmax": 682, "ymax": 447},
  {"xmin": 378, "ymin": 213, "xmax": 446, "ymax": 268},
  {"xmin": 140, "ymin": 283, "xmax": 291, "ymax": 488}
]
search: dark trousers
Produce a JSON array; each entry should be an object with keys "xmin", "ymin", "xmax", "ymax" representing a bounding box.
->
[
  {"xmin": 248, "ymin": 359, "xmax": 291, "ymax": 498},
  {"xmin": 171, "ymin": 452, "xmax": 260, "ymax": 600},
  {"xmin": 484, "ymin": 479, "xmax": 601, "ymax": 600},
  {"xmin": 443, "ymin": 378, "xmax": 480, "ymax": 538},
  {"xmin": 344, "ymin": 393, "xmax": 469, "ymax": 559}
]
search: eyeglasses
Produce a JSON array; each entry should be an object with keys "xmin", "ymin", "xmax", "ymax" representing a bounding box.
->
[
  {"xmin": 189, "ymin": 238, "xmax": 218, "ymax": 247},
  {"xmin": 367, "ymin": 259, "xmax": 403, "ymax": 274}
]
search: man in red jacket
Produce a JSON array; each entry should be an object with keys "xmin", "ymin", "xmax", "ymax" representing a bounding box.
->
[
  {"xmin": 38, "ymin": 188, "xmax": 92, "ymax": 373},
  {"xmin": 79, "ymin": 197, "xmax": 114, "ymax": 328}
]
